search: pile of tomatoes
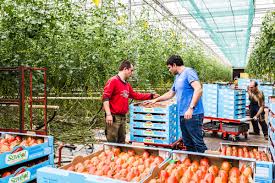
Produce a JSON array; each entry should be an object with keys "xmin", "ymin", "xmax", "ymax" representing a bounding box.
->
[
  {"xmin": 221, "ymin": 146, "xmax": 270, "ymax": 161},
  {"xmin": 149, "ymin": 157, "xmax": 253, "ymax": 183},
  {"xmin": 65, "ymin": 147, "xmax": 165, "ymax": 182}
]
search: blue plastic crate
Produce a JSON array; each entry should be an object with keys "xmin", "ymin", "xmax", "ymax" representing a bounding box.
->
[
  {"xmin": 218, "ymin": 108, "xmax": 246, "ymax": 115},
  {"xmin": 38, "ymin": 168, "xmax": 129, "ymax": 183},
  {"xmin": 219, "ymin": 88, "xmax": 246, "ymax": 95},
  {"xmin": 37, "ymin": 143, "xmax": 171, "ymax": 183},
  {"xmin": 222, "ymin": 94, "xmax": 246, "ymax": 100},
  {"xmin": 130, "ymin": 127, "xmax": 177, "ymax": 138},
  {"xmin": 204, "ymin": 112, "xmax": 218, "ymax": 117},
  {"xmin": 218, "ymin": 99, "xmax": 246, "ymax": 105},
  {"xmin": 220, "ymin": 143, "xmax": 274, "ymax": 180},
  {"xmin": 130, "ymin": 103, "xmax": 177, "ymax": 114},
  {"xmin": 0, "ymin": 154, "xmax": 54, "ymax": 183},
  {"xmin": 255, "ymin": 178, "xmax": 273, "ymax": 183},
  {"xmin": 130, "ymin": 135, "xmax": 177, "ymax": 145},
  {"xmin": 0, "ymin": 132, "xmax": 54, "ymax": 170},
  {"xmin": 130, "ymin": 112, "xmax": 177, "ymax": 122},
  {"xmin": 130, "ymin": 119, "xmax": 177, "ymax": 130},
  {"xmin": 204, "ymin": 108, "xmax": 218, "ymax": 113},
  {"xmin": 218, "ymin": 113, "xmax": 246, "ymax": 119},
  {"xmin": 218, "ymin": 104, "xmax": 246, "ymax": 110}
]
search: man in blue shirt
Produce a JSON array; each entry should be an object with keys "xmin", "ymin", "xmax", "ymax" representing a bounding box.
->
[{"xmin": 149, "ymin": 55, "xmax": 207, "ymax": 153}]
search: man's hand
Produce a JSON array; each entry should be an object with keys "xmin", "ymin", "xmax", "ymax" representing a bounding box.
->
[
  {"xmin": 143, "ymin": 98, "xmax": 158, "ymax": 105},
  {"xmin": 253, "ymin": 116, "xmax": 258, "ymax": 121},
  {"xmin": 106, "ymin": 115, "xmax": 113, "ymax": 125},
  {"xmin": 153, "ymin": 94, "xmax": 160, "ymax": 99},
  {"xmin": 184, "ymin": 108, "xmax": 193, "ymax": 119}
]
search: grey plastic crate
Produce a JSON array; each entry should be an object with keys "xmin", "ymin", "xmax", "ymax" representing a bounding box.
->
[
  {"xmin": 203, "ymin": 121, "xmax": 220, "ymax": 130},
  {"xmin": 222, "ymin": 123, "xmax": 249, "ymax": 132}
]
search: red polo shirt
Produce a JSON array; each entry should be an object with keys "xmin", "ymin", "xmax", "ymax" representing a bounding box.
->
[{"xmin": 102, "ymin": 75, "xmax": 152, "ymax": 115}]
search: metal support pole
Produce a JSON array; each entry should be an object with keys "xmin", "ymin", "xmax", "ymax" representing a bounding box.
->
[
  {"xmin": 128, "ymin": 0, "xmax": 132, "ymax": 25},
  {"xmin": 19, "ymin": 66, "xmax": 25, "ymax": 132},
  {"xmin": 44, "ymin": 69, "xmax": 48, "ymax": 134},
  {"xmin": 29, "ymin": 69, "xmax": 33, "ymax": 130}
]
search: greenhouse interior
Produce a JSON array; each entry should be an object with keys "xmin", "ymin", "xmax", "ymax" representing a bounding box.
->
[{"xmin": 0, "ymin": 0, "xmax": 274, "ymax": 182}]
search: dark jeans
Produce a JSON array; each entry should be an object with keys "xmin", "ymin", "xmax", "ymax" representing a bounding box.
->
[
  {"xmin": 249, "ymin": 110, "xmax": 268, "ymax": 136},
  {"xmin": 180, "ymin": 114, "xmax": 207, "ymax": 153}
]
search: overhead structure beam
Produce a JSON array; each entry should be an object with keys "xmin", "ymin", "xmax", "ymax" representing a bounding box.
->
[{"xmin": 140, "ymin": 0, "xmax": 231, "ymax": 66}]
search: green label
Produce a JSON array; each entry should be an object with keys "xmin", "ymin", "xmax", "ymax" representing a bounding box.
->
[
  {"xmin": 144, "ymin": 138, "xmax": 153, "ymax": 143},
  {"xmin": 144, "ymin": 122, "xmax": 152, "ymax": 127},
  {"xmin": 145, "ymin": 115, "xmax": 152, "ymax": 120},
  {"xmin": 6, "ymin": 150, "xmax": 28, "ymax": 165},
  {"xmin": 9, "ymin": 171, "xmax": 30, "ymax": 183},
  {"xmin": 144, "ymin": 108, "xmax": 153, "ymax": 113},
  {"xmin": 144, "ymin": 130, "xmax": 153, "ymax": 135}
]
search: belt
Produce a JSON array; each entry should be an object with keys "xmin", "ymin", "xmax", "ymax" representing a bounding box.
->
[{"xmin": 111, "ymin": 114, "xmax": 126, "ymax": 117}]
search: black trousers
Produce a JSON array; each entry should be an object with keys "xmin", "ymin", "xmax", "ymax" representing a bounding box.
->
[{"xmin": 250, "ymin": 110, "xmax": 268, "ymax": 135}]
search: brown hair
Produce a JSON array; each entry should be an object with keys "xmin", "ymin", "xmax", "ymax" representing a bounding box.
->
[{"xmin": 119, "ymin": 60, "xmax": 132, "ymax": 71}]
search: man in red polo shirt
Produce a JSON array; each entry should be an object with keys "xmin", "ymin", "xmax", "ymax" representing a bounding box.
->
[{"xmin": 102, "ymin": 60, "xmax": 159, "ymax": 143}]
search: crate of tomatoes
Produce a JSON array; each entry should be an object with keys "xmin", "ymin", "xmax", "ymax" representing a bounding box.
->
[
  {"xmin": 144, "ymin": 150, "xmax": 255, "ymax": 183},
  {"xmin": 0, "ymin": 132, "xmax": 54, "ymax": 170},
  {"xmin": 219, "ymin": 143, "xmax": 274, "ymax": 181},
  {"xmin": 37, "ymin": 143, "xmax": 171, "ymax": 183}
]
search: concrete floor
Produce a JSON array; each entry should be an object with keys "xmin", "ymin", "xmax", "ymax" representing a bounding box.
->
[{"xmin": 58, "ymin": 120, "xmax": 267, "ymax": 164}]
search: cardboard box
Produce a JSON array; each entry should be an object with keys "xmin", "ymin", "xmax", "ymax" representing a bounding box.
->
[
  {"xmin": 144, "ymin": 150, "xmax": 256, "ymax": 183},
  {"xmin": 37, "ymin": 143, "xmax": 171, "ymax": 183}
]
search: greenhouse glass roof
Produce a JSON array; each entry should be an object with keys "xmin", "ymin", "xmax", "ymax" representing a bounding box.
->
[
  {"xmin": 179, "ymin": 0, "xmax": 254, "ymax": 68},
  {"xmin": 121, "ymin": 0, "xmax": 275, "ymax": 68}
]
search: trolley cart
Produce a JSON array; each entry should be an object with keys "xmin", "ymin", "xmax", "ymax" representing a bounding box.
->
[{"xmin": 203, "ymin": 116, "xmax": 252, "ymax": 142}]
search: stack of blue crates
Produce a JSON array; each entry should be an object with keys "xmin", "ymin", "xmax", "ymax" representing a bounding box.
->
[
  {"xmin": 129, "ymin": 101, "xmax": 179, "ymax": 145},
  {"xmin": 218, "ymin": 89, "xmax": 246, "ymax": 119},
  {"xmin": 202, "ymin": 84, "xmax": 219, "ymax": 117},
  {"xmin": 0, "ymin": 132, "xmax": 54, "ymax": 183},
  {"xmin": 260, "ymin": 85, "xmax": 275, "ymax": 107}
]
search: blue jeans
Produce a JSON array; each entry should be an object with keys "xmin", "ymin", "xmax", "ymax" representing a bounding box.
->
[{"xmin": 180, "ymin": 114, "xmax": 207, "ymax": 153}]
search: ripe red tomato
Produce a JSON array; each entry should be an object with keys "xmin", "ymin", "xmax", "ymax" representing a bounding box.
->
[
  {"xmin": 221, "ymin": 161, "xmax": 231, "ymax": 172},
  {"xmin": 238, "ymin": 148, "xmax": 244, "ymax": 157},
  {"xmin": 200, "ymin": 158, "xmax": 210, "ymax": 167},
  {"xmin": 2, "ymin": 171, "xmax": 11, "ymax": 178},
  {"xmin": 229, "ymin": 167, "xmax": 240, "ymax": 178}
]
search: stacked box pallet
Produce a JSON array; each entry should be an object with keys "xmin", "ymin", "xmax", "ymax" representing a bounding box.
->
[
  {"xmin": 129, "ymin": 100, "xmax": 179, "ymax": 145},
  {"xmin": 218, "ymin": 89, "xmax": 246, "ymax": 119},
  {"xmin": 260, "ymin": 85, "xmax": 274, "ymax": 106},
  {"xmin": 37, "ymin": 143, "xmax": 171, "ymax": 183},
  {"xmin": 0, "ymin": 132, "xmax": 54, "ymax": 183},
  {"xmin": 202, "ymin": 84, "xmax": 219, "ymax": 117}
]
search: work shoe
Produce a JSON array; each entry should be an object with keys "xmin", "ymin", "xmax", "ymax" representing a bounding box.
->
[{"xmin": 249, "ymin": 132, "xmax": 260, "ymax": 135}]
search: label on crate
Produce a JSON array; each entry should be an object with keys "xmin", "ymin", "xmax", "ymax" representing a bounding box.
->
[
  {"xmin": 144, "ymin": 138, "xmax": 154, "ymax": 143},
  {"xmin": 8, "ymin": 171, "xmax": 30, "ymax": 183},
  {"xmin": 144, "ymin": 108, "xmax": 154, "ymax": 113},
  {"xmin": 144, "ymin": 130, "xmax": 153, "ymax": 135},
  {"xmin": 144, "ymin": 115, "xmax": 153, "ymax": 120},
  {"xmin": 144, "ymin": 122, "xmax": 153, "ymax": 128},
  {"xmin": 5, "ymin": 150, "xmax": 28, "ymax": 165},
  {"xmin": 238, "ymin": 101, "xmax": 243, "ymax": 105}
]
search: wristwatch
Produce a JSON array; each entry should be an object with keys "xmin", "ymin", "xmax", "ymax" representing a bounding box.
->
[{"xmin": 189, "ymin": 105, "xmax": 195, "ymax": 110}]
